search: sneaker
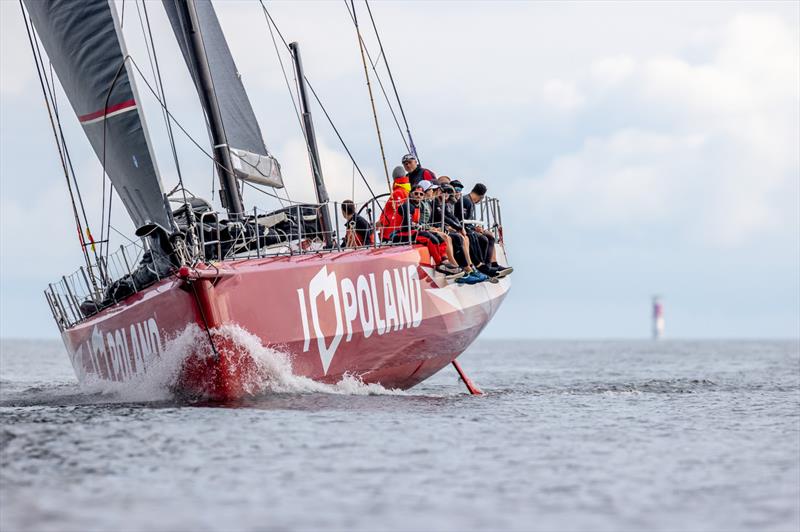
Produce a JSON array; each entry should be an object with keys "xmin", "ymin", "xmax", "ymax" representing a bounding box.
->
[
  {"xmin": 477, "ymin": 264, "xmax": 499, "ymax": 278},
  {"xmin": 456, "ymin": 274, "xmax": 470, "ymax": 284},
  {"xmin": 494, "ymin": 266, "xmax": 513, "ymax": 278},
  {"xmin": 436, "ymin": 262, "xmax": 461, "ymax": 275},
  {"xmin": 464, "ymin": 271, "xmax": 483, "ymax": 284},
  {"xmin": 445, "ymin": 270, "xmax": 466, "ymax": 281},
  {"xmin": 456, "ymin": 271, "xmax": 480, "ymax": 284},
  {"xmin": 471, "ymin": 271, "xmax": 489, "ymax": 283}
]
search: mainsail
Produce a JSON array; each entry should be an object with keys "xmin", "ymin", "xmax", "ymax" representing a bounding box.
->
[
  {"xmin": 23, "ymin": 0, "xmax": 172, "ymax": 230},
  {"xmin": 163, "ymin": 0, "xmax": 284, "ymax": 188}
]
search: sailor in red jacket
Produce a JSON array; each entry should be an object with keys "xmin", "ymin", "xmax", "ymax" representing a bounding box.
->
[
  {"xmin": 377, "ymin": 166, "xmax": 411, "ymax": 241},
  {"xmin": 401, "ymin": 153, "xmax": 436, "ymax": 188}
]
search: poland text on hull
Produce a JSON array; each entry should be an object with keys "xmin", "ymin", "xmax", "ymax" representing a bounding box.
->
[{"xmin": 60, "ymin": 244, "xmax": 511, "ymax": 399}]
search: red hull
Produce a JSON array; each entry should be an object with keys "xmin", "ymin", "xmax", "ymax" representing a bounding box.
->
[{"xmin": 60, "ymin": 244, "xmax": 510, "ymax": 400}]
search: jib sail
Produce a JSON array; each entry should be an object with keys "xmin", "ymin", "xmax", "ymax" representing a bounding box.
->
[
  {"xmin": 23, "ymin": 0, "xmax": 172, "ymax": 231},
  {"xmin": 163, "ymin": 0, "xmax": 284, "ymax": 189}
]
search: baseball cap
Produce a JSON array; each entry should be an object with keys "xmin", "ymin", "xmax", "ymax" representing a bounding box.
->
[
  {"xmin": 418, "ymin": 180, "xmax": 432, "ymax": 192},
  {"xmin": 450, "ymin": 180, "xmax": 464, "ymax": 191},
  {"xmin": 401, "ymin": 153, "xmax": 417, "ymax": 163}
]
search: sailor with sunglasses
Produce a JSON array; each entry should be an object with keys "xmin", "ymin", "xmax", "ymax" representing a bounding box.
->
[{"xmin": 393, "ymin": 184, "xmax": 463, "ymax": 279}]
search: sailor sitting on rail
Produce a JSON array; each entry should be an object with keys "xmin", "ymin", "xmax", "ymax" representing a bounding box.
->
[
  {"xmin": 417, "ymin": 183, "xmax": 476, "ymax": 281},
  {"xmin": 417, "ymin": 180, "xmax": 434, "ymax": 224},
  {"xmin": 431, "ymin": 184, "xmax": 489, "ymax": 285},
  {"xmin": 455, "ymin": 182, "xmax": 513, "ymax": 279},
  {"xmin": 393, "ymin": 184, "xmax": 463, "ymax": 279}
]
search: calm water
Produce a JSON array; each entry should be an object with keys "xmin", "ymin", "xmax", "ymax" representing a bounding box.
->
[{"xmin": 1, "ymin": 338, "xmax": 798, "ymax": 532}]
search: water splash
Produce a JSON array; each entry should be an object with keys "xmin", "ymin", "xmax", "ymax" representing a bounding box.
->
[
  {"xmin": 79, "ymin": 323, "xmax": 403, "ymax": 402},
  {"xmin": 211, "ymin": 324, "xmax": 405, "ymax": 396},
  {"xmin": 78, "ymin": 324, "xmax": 202, "ymax": 402}
]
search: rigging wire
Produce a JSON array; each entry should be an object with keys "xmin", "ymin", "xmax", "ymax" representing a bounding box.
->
[
  {"xmin": 350, "ymin": 0, "xmax": 391, "ymax": 190},
  {"xmin": 19, "ymin": 2, "xmax": 97, "ymax": 285},
  {"xmin": 136, "ymin": 0, "xmax": 203, "ymax": 257},
  {"xmin": 259, "ymin": 0, "xmax": 315, "ymax": 206},
  {"xmin": 190, "ymin": 1, "xmax": 247, "ymax": 211},
  {"xmin": 26, "ymin": 0, "xmax": 397, "ymax": 263},
  {"xmin": 262, "ymin": 4, "xmax": 304, "ymax": 140},
  {"xmin": 125, "ymin": 57, "xmax": 295, "ymax": 204},
  {"xmin": 342, "ymin": 1, "xmax": 410, "ymax": 154},
  {"xmin": 261, "ymin": 0, "xmax": 324, "ymax": 209},
  {"xmin": 97, "ymin": 58, "xmax": 131, "ymax": 263},
  {"xmin": 364, "ymin": 0, "xmax": 418, "ymax": 161},
  {"xmin": 161, "ymin": 1, "xmax": 289, "ymax": 211},
  {"xmin": 31, "ymin": 17, "xmax": 96, "ymax": 254},
  {"xmin": 259, "ymin": 1, "xmax": 301, "ymax": 207},
  {"xmin": 35, "ymin": 28, "xmax": 100, "ymax": 265},
  {"xmin": 138, "ymin": 1, "xmax": 188, "ymax": 203},
  {"xmin": 258, "ymin": 3, "xmax": 380, "ymax": 206},
  {"xmin": 104, "ymin": 190, "xmax": 114, "ymax": 265},
  {"xmin": 109, "ymin": 225, "xmax": 136, "ymax": 244}
]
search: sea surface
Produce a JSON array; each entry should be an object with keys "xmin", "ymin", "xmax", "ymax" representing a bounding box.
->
[{"xmin": 1, "ymin": 338, "xmax": 798, "ymax": 532}]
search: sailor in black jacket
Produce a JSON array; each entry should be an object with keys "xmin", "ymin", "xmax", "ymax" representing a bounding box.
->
[{"xmin": 455, "ymin": 183, "xmax": 513, "ymax": 278}]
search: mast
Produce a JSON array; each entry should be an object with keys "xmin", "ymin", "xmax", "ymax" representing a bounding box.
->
[
  {"xmin": 290, "ymin": 42, "xmax": 333, "ymax": 248},
  {"xmin": 174, "ymin": 0, "xmax": 244, "ymax": 220}
]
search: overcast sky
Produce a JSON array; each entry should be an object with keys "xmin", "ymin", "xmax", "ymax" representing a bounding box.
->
[{"xmin": 1, "ymin": 0, "xmax": 798, "ymax": 339}]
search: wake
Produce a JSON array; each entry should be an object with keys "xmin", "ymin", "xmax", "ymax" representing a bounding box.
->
[{"xmin": 78, "ymin": 323, "xmax": 405, "ymax": 403}]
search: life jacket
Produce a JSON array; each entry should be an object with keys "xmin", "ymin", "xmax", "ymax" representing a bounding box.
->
[
  {"xmin": 379, "ymin": 187, "xmax": 409, "ymax": 240},
  {"xmin": 408, "ymin": 167, "xmax": 436, "ymax": 188},
  {"xmin": 394, "ymin": 201, "xmax": 420, "ymax": 236},
  {"xmin": 418, "ymin": 199, "xmax": 432, "ymax": 225}
]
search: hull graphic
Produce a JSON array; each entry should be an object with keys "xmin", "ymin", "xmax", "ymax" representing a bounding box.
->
[{"xmin": 61, "ymin": 244, "xmax": 510, "ymax": 400}]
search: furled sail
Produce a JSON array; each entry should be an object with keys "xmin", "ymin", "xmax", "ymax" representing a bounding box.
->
[
  {"xmin": 163, "ymin": 0, "xmax": 284, "ymax": 188},
  {"xmin": 23, "ymin": 0, "xmax": 172, "ymax": 230}
]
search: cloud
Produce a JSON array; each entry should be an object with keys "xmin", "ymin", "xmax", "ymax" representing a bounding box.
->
[
  {"xmin": 516, "ymin": 12, "xmax": 799, "ymax": 247},
  {"xmin": 542, "ymin": 79, "xmax": 585, "ymax": 112},
  {"xmin": 591, "ymin": 56, "xmax": 636, "ymax": 87},
  {"xmin": 275, "ymin": 137, "xmax": 387, "ymax": 207}
]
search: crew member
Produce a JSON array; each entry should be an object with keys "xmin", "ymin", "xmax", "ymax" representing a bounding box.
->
[
  {"xmin": 432, "ymin": 184, "xmax": 488, "ymax": 284},
  {"xmin": 394, "ymin": 184, "xmax": 462, "ymax": 278},
  {"xmin": 376, "ymin": 166, "xmax": 411, "ymax": 242},
  {"xmin": 418, "ymin": 181, "xmax": 434, "ymax": 225},
  {"xmin": 340, "ymin": 200, "xmax": 373, "ymax": 247},
  {"xmin": 401, "ymin": 153, "xmax": 436, "ymax": 188},
  {"xmin": 456, "ymin": 183, "xmax": 513, "ymax": 278}
]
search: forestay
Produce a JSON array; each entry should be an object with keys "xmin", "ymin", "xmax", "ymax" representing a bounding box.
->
[
  {"xmin": 163, "ymin": 0, "xmax": 284, "ymax": 188},
  {"xmin": 23, "ymin": 0, "xmax": 172, "ymax": 231}
]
